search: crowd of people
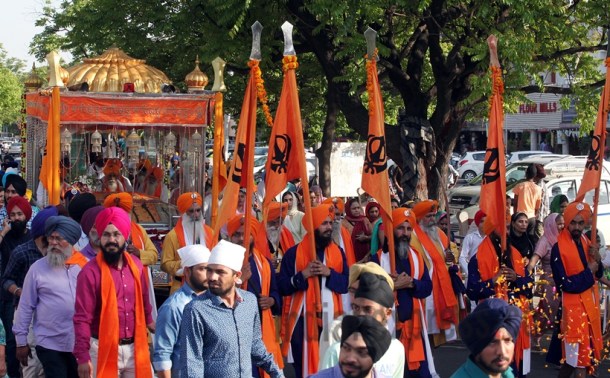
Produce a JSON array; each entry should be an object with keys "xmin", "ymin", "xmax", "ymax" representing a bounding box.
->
[{"xmin": 0, "ymin": 158, "xmax": 606, "ymax": 378}]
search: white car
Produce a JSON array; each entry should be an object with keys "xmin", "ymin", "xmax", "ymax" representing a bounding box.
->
[
  {"xmin": 457, "ymin": 151, "xmax": 487, "ymax": 180},
  {"xmin": 507, "ymin": 150, "xmax": 551, "ymax": 164}
]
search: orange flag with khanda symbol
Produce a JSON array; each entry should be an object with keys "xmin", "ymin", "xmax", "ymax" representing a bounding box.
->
[
  {"xmin": 39, "ymin": 87, "xmax": 62, "ymax": 205},
  {"xmin": 360, "ymin": 30, "xmax": 395, "ymax": 273},
  {"xmin": 211, "ymin": 91, "xmax": 229, "ymax": 227},
  {"xmin": 479, "ymin": 36, "xmax": 508, "ymax": 251},
  {"xmin": 575, "ymin": 55, "xmax": 610, "ymax": 243}
]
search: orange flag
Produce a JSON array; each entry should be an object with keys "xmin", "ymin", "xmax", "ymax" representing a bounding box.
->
[
  {"xmin": 39, "ymin": 87, "xmax": 61, "ymax": 205},
  {"xmin": 361, "ymin": 41, "xmax": 395, "ymax": 273},
  {"xmin": 212, "ymin": 63, "xmax": 258, "ymax": 256},
  {"xmin": 479, "ymin": 36, "xmax": 508, "ymax": 250},
  {"xmin": 211, "ymin": 92, "xmax": 228, "ymax": 228}
]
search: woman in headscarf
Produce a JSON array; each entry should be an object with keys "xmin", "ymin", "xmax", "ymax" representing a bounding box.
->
[
  {"xmin": 309, "ymin": 185, "xmax": 324, "ymax": 208},
  {"xmin": 344, "ymin": 198, "xmax": 371, "ymax": 262},
  {"xmin": 509, "ymin": 212, "xmax": 535, "ymax": 262},
  {"xmin": 366, "ymin": 202, "xmax": 385, "ymax": 256},
  {"xmin": 528, "ymin": 213, "xmax": 564, "ymax": 350},
  {"xmin": 550, "ymin": 194, "xmax": 568, "ymax": 214},
  {"xmin": 281, "ymin": 191, "xmax": 306, "ymax": 243}
]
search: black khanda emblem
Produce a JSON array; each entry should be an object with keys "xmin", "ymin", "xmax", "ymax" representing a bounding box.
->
[
  {"xmin": 585, "ymin": 135, "xmax": 601, "ymax": 172},
  {"xmin": 231, "ymin": 143, "xmax": 246, "ymax": 183},
  {"xmin": 270, "ymin": 134, "xmax": 292, "ymax": 174},
  {"xmin": 363, "ymin": 134, "xmax": 387, "ymax": 174},
  {"xmin": 482, "ymin": 148, "xmax": 500, "ymax": 184}
]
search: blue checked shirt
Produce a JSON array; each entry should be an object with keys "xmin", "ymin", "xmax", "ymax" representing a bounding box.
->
[
  {"xmin": 153, "ymin": 283, "xmax": 199, "ymax": 375},
  {"xmin": 179, "ymin": 289, "xmax": 284, "ymax": 378}
]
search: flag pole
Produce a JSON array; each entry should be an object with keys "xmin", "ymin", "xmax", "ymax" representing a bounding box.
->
[
  {"xmin": 211, "ymin": 57, "xmax": 227, "ymax": 228},
  {"xmin": 588, "ymin": 36, "xmax": 610, "ymax": 255}
]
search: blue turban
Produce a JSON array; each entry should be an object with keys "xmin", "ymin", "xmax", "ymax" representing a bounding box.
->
[
  {"xmin": 44, "ymin": 216, "xmax": 82, "ymax": 245},
  {"xmin": 31, "ymin": 206, "xmax": 59, "ymax": 239},
  {"xmin": 459, "ymin": 298, "xmax": 522, "ymax": 357}
]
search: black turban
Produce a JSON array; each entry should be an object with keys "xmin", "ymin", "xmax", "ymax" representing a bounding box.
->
[
  {"xmin": 4, "ymin": 174, "xmax": 27, "ymax": 196},
  {"xmin": 340, "ymin": 315, "xmax": 391, "ymax": 363},
  {"xmin": 68, "ymin": 193, "xmax": 97, "ymax": 223},
  {"xmin": 459, "ymin": 298, "xmax": 522, "ymax": 357},
  {"xmin": 354, "ymin": 272, "xmax": 394, "ymax": 308},
  {"xmin": 45, "ymin": 216, "xmax": 82, "ymax": 245}
]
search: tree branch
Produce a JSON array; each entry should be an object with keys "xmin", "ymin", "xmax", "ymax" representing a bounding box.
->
[
  {"xmin": 533, "ymin": 43, "xmax": 608, "ymax": 62},
  {"xmin": 518, "ymin": 80, "xmax": 606, "ymax": 94}
]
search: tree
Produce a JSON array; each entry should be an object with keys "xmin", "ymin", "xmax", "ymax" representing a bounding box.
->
[
  {"xmin": 31, "ymin": 0, "xmax": 609, "ymax": 200},
  {"xmin": 0, "ymin": 44, "xmax": 24, "ymax": 128}
]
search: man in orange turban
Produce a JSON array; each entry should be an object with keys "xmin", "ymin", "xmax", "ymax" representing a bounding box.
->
[
  {"xmin": 550, "ymin": 201, "xmax": 602, "ymax": 376},
  {"xmin": 141, "ymin": 166, "xmax": 169, "ymax": 202},
  {"xmin": 253, "ymin": 202, "xmax": 296, "ymax": 271},
  {"xmin": 101, "ymin": 158, "xmax": 133, "ymax": 193},
  {"xmin": 278, "ymin": 203, "xmax": 349, "ymax": 377},
  {"xmin": 161, "ymin": 192, "xmax": 214, "ymax": 294},
  {"xmin": 323, "ymin": 197, "xmax": 356, "ymax": 267},
  {"xmin": 409, "ymin": 199, "xmax": 460, "ymax": 347},
  {"xmin": 226, "ymin": 214, "xmax": 284, "ymax": 376}
]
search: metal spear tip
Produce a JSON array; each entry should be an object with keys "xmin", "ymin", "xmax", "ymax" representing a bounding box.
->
[
  {"xmin": 364, "ymin": 27, "xmax": 378, "ymax": 61},
  {"xmin": 211, "ymin": 57, "xmax": 227, "ymax": 92},
  {"xmin": 250, "ymin": 21, "xmax": 263, "ymax": 61},
  {"xmin": 281, "ymin": 21, "xmax": 296, "ymax": 56}
]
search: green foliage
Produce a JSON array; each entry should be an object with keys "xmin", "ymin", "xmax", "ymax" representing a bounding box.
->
[{"xmin": 0, "ymin": 45, "xmax": 24, "ymax": 126}]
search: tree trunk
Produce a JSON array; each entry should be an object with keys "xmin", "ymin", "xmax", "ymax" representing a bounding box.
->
[{"xmin": 316, "ymin": 84, "xmax": 340, "ymax": 196}]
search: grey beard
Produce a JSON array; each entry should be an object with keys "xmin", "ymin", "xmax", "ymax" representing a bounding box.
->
[
  {"xmin": 421, "ymin": 224, "xmax": 442, "ymax": 245},
  {"xmin": 331, "ymin": 221, "xmax": 342, "ymax": 246},
  {"xmin": 397, "ymin": 240, "xmax": 410, "ymax": 261},
  {"xmin": 46, "ymin": 246, "xmax": 71, "ymax": 267},
  {"xmin": 267, "ymin": 226, "xmax": 280, "ymax": 248}
]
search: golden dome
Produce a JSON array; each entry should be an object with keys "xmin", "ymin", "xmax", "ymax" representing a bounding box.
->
[
  {"xmin": 60, "ymin": 66, "xmax": 70, "ymax": 85},
  {"xmin": 66, "ymin": 47, "xmax": 171, "ymax": 93},
  {"xmin": 185, "ymin": 56, "xmax": 208, "ymax": 91},
  {"xmin": 24, "ymin": 63, "xmax": 43, "ymax": 92}
]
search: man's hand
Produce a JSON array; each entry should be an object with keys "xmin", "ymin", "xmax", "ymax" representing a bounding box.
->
[
  {"xmin": 258, "ymin": 296, "xmax": 275, "ymax": 310},
  {"xmin": 125, "ymin": 244, "xmax": 141, "ymax": 258},
  {"xmin": 301, "ymin": 261, "xmax": 316, "ymax": 279},
  {"xmin": 1, "ymin": 218, "xmax": 11, "ymax": 234},
  {"xmin": 444, "ymin": 249, "xmax": 456, "ymax": 264},
  {"xmin": 147, "ymin": 321, "xmax": 156, "ymax": 333},
  {"xmin": 16, "ymin": 345, "xmax": 31, "ymax": 366},
  {"xmin": 589, "ymin": 243, "xmax": 601, "ymax": 262},
  {"xmin": 588, "ymin": 260, "xmax": 599, "ymax": 274},
  {"xmin": 78, "ymin": 361, "xmax": 93, "ymax": 378},
  {"xmin": 355, "ymin": 233, "xmax": 368, "ymax": 242},
  {"xmin": 394, "ymin": 272, "xmax": 414, "ymax": 290},
  {"xmin": 501, "ymin": 267, "xmax": 517, "ymax": 282},
  {"xmin": 241, "ymin": 263, "xmax": 252, "ymax": 283},
  {"xmin": 312, "ymin": 260, "xmax": 331, "ymax": 277}
]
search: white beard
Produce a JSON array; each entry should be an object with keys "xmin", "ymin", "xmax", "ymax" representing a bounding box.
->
[
  {"xmin": 267, "ymin": 226, "xmax": 280, "ymax": 249},
  {"xmin": 47, "ymin": 245, "xmax": 72, "ymax": 267},
  {"xmin": 182, "ymin": 214, "xmax": 206, "ymax": 245},
  {"xmin": 422, "ymin": 223, "xmax": 442, "ymax": 245}
]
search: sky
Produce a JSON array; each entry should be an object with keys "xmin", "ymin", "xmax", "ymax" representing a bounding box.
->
[{"xmin": 0, "ymin": 0, "xmax": 62, "ymax": 69}]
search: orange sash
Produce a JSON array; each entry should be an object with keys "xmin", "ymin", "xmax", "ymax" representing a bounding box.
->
[
  {"xmin": 557, "ymin": 229, "xmax": 602, "ymax": 366},
  {"xmin": 252, "ymin": 248, "xmax": 284, "ymax": 377},
  {"xmin": 398, "ymin": 247, "xmax": 426, "ymax": 370},
  {"xmin": 340, "ymin": 226, "xmax": 356, "ymax": 267},
  {"xmin": 280, "ymin": 240, "xmax": 344, "ymax": 375},
  {"xmin": 412, "ymin": 225, "xmax": 457, "ymax": 329},
  {"xmin": 66, "ymin": 250, "xmax": 88, "ymax": 268},
  {"xmin": 95, "ymin": 252, "xmax": 151, "ymax": 378},
  {"xmin": 280, "ymin": 227, "xmax": 296, "ymax": 253},
  {"xmin": 477, "ymin": 237, "xmax": 531, "ymax": 369},
  {"xmin": 175, "ymin": 218, "xmax": 214, "ymax": 248}
]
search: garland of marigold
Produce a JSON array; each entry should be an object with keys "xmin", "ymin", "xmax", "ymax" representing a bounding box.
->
[
  {"xmin": 282, "ymin": 55, "xmax": 299, "ymax": 72},
  {"xmin": 248, "ymin": 60, "xmax": 274, "ymax": 127},
  {"xmin": 489, "ymin": 66, "xmax": 504, "ymax": 109},
  {"xmin": 365, "ymin": 49, "xmax": 379, "ymax": 116}
]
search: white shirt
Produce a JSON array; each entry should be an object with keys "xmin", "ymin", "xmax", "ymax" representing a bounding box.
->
[{"xmin": 458, "ymin": 228, "xmax": 485, "ymax": 278}]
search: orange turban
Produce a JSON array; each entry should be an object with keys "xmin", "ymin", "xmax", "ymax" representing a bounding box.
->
[
  {"xmin": 563, "ymin": 201, "xmax": 592, "ymax": 225},
  {"xmin": 103, "ymin": 158, "xmax": 122, "ymax": 176},
  {"xmin": 308, "ymin": 204, "xmax": 335, "ymax": 229},
  {"xmin": 151, "ymin": 167, "xmax": 164, "ymax": 180},
  {"xmin": 323, "ymin": 197, "xmax": 345, "ymax": 213},
  {"xmin": 392, "ymin": 207, "xmax": 416, "ymax": 227},
  {"xmin": 482, "ymin": 216, "xmax": 497, "ymax": 236},
  {"xmin": 227, "ymin": 215, "xmax": 260, "ymax": 239},
  {"xmin": 137, "ymin": 159, "xmax": 152, "ymax": 173},
  {"xmin": 103, "ymin": 192, "xmax": 133, "ymax": 213},
  {"xmin": 267, "ymin": 202, "xmax": 288, "ymax": 221},
  {"xmin": 177, "ymin": 192, "xmax": 203, "ymax": 214},
  {"xmin": 412, "ymin": 200, "xmax": 439, "ymax": 220}
]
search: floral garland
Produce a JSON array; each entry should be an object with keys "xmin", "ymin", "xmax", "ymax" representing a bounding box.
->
[
  {"xmin": 490, "ymin": 66, "xmax": 504, "ymax": 103},
  {"xmin": 365, "ymin": 50, "xmax": 379, "ymax": 116},
  {"xmin": 248, "ymin": 60, "xmax": 274, "ymax": 127},
  {"xmin": 282, "ymin": 55, "xmax": 299, "ymax": 72}
]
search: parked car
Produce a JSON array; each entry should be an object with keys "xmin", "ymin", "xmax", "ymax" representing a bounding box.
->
[
  {"xmin": 7, "ymin": 143, "xmax": 22, "ymax": 155},
  {"xmin": 457, "ymin": 151, "xmax": 486, "ymax": 180},
  {"xmin": 506, "ymin": 150, "xmax": 551, "ymax": 164}
]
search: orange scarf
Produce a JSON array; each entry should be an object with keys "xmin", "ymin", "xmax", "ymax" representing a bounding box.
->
[
  {"xmin": 95, "ymin": 252, "xmax": 152, "ymax": 378},
  {"xmin": 477, "ymin": 236, "xmax": 530, "ymax": 370},
  {"xmin": 398, "ymin": 247, "xmax": 426, "ymax": 370},
  {"xmin": 280, "ymin": 226, "xmax": 296, "ymax": 253},
  {"xmin": 557, "ymin": 230, "xmax": 602, "ymax": 366},
  {"xmin": 66, "ymin": 250, "xmax": 88, "ymax": 268},
  {"xmin": 252, "ymin": 248, "xmax": 284, "ymax": 377},
  {"xmin": 412, "ymin": 225, "xmax": 457, "ymax": 329},
  {"xmin": 340, "ymin": 226, "xmax": 356, "ymax": 267},
  {"xmin": 280, "ymin": 240, "xmax": 344, "ymax": 375},
  {"xmin": 175, "ymin": 218, "xmax": 214, "ymax": 248}
]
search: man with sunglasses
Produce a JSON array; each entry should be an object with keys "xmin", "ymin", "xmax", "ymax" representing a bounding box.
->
[{"xmin": 162, "ymin": 192, "xmax": 214, "ymax": 294}]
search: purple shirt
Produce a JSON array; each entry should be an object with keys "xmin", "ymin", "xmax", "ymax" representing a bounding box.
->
[
  {"xmin": 13, "ymin": 256, "xmax": 81, "ymax": 352},
  {"xmin": 73, "ymin": 254, "xmax": 153, "ymax": 364},
  {"xmin": 79, "ymin": 243, "xmax": 97, "ymax": 261}
]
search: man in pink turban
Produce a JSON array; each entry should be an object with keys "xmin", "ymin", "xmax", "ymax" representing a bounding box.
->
[{"xmin": 73, "ymin": 207, "xmax": 154, "ymax": 377}]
